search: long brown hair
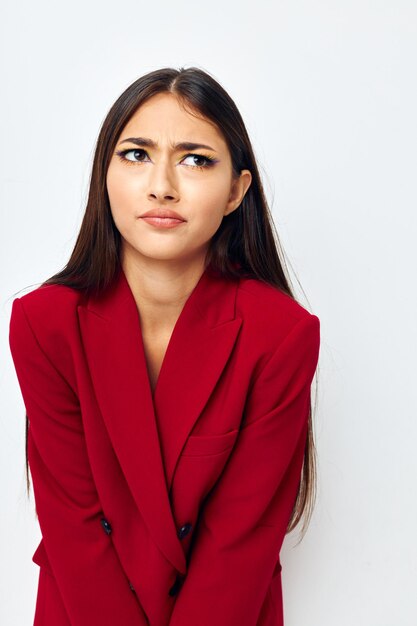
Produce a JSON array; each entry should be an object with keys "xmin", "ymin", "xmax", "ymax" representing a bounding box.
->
[{"xmin": 20, "ymin": 66, "xmax": 319, "ymax": 541}]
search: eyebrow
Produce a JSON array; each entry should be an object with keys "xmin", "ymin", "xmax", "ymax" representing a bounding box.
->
[{"xmin": 117, "ymin": 137, "xmax": 217, "ymax": 152}]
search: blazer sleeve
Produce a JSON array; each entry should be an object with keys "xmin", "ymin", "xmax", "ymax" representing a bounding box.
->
[
  {"xmin": 9, "ymin": 297, "xmax": 148, "ymax": 626},
  {"xmin": 168, "ymin": 312, "xmax": 320, "ymax": 626}
]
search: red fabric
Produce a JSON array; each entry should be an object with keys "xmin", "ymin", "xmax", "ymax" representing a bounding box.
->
[{"xmin": 9, "ymin": 265, "xmax": 320, "ymax": 626}]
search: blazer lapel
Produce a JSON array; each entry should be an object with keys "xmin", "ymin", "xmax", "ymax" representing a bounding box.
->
[{"xmin": 77, "ymin": 265, "xmax": 242, "ymax": 575}]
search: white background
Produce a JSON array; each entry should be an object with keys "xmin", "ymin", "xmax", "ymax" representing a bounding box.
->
[{"xmin": 1, "ymin": 1, "xmax": 416, "ymax": 624}]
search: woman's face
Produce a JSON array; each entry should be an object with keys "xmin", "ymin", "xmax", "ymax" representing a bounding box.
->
[{"xmin": 106, "ymin": 92, "xmax": 252, "ymax": 269}]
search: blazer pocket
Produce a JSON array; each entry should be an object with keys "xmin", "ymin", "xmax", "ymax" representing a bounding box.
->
[
  {"xmin": 180, "ymin": 428, "xmax": 239, "ymax": 457},
  {"xmin": 32, "ymin": 538, "xmax": 54, "ymax": 576}
]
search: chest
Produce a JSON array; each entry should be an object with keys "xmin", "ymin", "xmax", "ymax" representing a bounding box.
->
[{"xmin": 141, "ymin": 328, "xmax": 173, "ymax": 395}]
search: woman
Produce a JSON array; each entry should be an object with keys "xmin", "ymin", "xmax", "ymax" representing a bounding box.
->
[{"xmin": 9, "ymin": 66, "xmax": 320, "ymax": 626}]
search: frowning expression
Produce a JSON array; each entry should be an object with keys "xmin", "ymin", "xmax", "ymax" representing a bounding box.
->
[{"xmin": 106, "ymin": 92, "xmax": 251, "ymax": 266}]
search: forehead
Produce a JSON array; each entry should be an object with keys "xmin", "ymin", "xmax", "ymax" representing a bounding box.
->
[{"xmin": 119, "ymin": 93, "xmax": 228, "ymax": 151}]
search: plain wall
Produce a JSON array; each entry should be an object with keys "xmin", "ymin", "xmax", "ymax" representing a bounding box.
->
[{"xmin": 1, "ymin": 1, "xmax": 416, "ymax": 624}]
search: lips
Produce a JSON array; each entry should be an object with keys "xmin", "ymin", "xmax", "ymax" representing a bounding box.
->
[{"xmin": 139, "ymin": 209, "xmax": 185, "ymax": 221}]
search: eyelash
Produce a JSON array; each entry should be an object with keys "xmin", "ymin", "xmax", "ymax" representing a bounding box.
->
[{"xmin": 115, "ymin": 148, "xmax": 217, "ymax": 171}]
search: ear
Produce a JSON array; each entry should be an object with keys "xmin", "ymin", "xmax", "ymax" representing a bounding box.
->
[{"xmin": 224, "ymin": 169, "xmax": 252, "ymax": 216}]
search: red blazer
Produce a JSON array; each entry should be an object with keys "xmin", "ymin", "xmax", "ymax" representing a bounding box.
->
[{"xmin": 9, "ymin": 265, "xmax": 320, "ymax": 626}]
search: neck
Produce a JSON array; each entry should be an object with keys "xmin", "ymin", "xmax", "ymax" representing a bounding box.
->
[{"xmin": 120, "ymin": 248, "xmax": 208, "ymax": 331}]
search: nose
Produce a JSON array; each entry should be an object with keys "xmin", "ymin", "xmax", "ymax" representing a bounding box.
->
[{"xmin": 147, "ymin": 156, "xmax": 179, "ymax": 202}]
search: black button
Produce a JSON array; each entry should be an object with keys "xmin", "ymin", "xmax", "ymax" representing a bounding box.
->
[
  {"xmin": 168, "ymin": 574, "xmax": 184, "ymax": 596},
  {"xmin": 177, "ymin": 522, "xmax": 192, "ymax": 540},
  {"xmin": 100, "ymin": 517, "xmax": 112, "ymax": 535}
]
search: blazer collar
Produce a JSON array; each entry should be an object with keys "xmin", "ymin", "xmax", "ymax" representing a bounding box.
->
[{"xmin": 77, "ymin": 264, "xmax": 242, "ymax": 574}]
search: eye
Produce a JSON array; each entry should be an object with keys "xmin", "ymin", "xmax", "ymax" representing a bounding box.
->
[
  {"xmin": 181, "ymin": 154, "xmax": 217, "ymax": 169},
  {"xmin": 114, "ymin": 149, "xmax": 217, "ymax": 170},
  {"xmin": 115, "ymin": 148, "xmax": 148, "ymax": 164}
]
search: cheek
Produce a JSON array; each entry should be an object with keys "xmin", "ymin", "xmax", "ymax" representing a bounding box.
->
[
  {"xmin": 192, "ymin": 183, "xmax": 230, "ymax": 226},
  {"xmin": 106, "ymin": 165, "xmax": 138, "ymax": 217}
]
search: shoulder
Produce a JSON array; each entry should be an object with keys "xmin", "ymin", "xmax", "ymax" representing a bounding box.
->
[
  {"xmin": 10, "ymin": 282, "xmax": 84, "ymax": 354},
  {"xmin": 9, "ymin": 283, "xmax": 83, "ymax": 393},
  {"xmin": 237, "ymin": 276, "xmax": 320, "ymax": 349},
  {"xmin": 12, "ymin": 282, "xmax": 83, "ymax": 325}
]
